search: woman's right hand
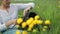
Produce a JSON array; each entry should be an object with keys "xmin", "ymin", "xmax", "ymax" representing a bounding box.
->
[{"xmin": 5, "ymin": 19, "xmax": 17, "ymax": 27}]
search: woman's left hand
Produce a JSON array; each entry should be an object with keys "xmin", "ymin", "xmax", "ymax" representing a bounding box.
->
[{"xmin": 23, "ymin": 6, "xmax": 32, "ymax": 16}]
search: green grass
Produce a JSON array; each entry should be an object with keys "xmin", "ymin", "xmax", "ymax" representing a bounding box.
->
[
  {"xmin": 18, "ymin": 0, "xmax": 60, "ymax": 34},
  {"xmin": 0, "ymin": 0, "xmax": 60, "ymax": 34}
]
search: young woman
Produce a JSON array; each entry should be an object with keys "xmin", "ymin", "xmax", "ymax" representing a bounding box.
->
[{"xmin": 0, "ymin": 0, "xmax": 35, "ymax": 32}]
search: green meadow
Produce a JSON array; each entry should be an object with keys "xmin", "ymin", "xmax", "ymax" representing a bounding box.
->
[{"xmin": 0, "ymin": 0, "xmax": 60, "ymax": 34}]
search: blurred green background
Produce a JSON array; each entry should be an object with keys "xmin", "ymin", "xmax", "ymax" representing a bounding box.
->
[{"xmin": 0, "ymin": 0, "xmax": 60, "ymax": 34}]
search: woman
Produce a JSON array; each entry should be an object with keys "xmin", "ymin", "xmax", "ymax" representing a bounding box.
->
[{"xmin": 0, "ymin": 0, "xmax": 35, "ymax": 32}]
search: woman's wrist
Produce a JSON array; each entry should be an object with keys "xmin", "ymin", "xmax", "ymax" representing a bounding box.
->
[
  {"xmin": 5, "ymin": 21, "xmax": 13, "ymax": 27},
  {"xmin": 5, "ymin": 19, "xmax": 17, "ymax": 27}
]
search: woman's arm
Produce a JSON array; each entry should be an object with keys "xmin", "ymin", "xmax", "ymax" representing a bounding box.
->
[
  {"xmin": 10, "ymin": 3, "xmax": 35, "ymax": 10},
  {"xmin": 0, "ymin": 19, "xmax": 17, "ymax": 31}
]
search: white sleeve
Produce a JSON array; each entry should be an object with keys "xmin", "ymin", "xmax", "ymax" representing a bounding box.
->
[{"xmin": 10, "ymin": 2, "xmax": 35, "ymax": 10}]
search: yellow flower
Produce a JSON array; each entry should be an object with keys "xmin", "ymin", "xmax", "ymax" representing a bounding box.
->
[
  {"xmin": 26, "ymin": 18, "xmax": 34, "ymax": 25},
  {"xmin": 36, "ymin": 20, "xmax": 43, "ymax": 25},
  {"xmin": 27, "ymin": 28, "xmax": 32, "ymax": 31},
  {"xmin": 17, "ymin": 18, "xmax": 23, "ymax": 24},
  {"xmin": 16, "ymin": 25, "xmax": 20, "ymax": 28},
  {"xmin": 22, "ymin": 22, "xmax": 27, "ymax": 28},
  {"xmin": 16, "ymin": 30, "xmax": 20, "ymax": 34},
  {"xmin": 32, "ymin": 29, "xmax": 37, "ymax": 32},
  {"xmin": 45, "ymin": 20, "xmax": 50, "ymax": 25},
  {"xmin": 32, "ymin": 20, "xmax": 37, "ymax": 25},
  {"xmin": 43, "ymin": 26, "xmax": 48, "ymax": 29},
  {"xmin": 26, "ymin": 20, "xmax": 32, "ymax": 25},
  {"xmin": 29, "ymin": 24, "xmax": 34, "ymax": 28},
  {"xmin": 43, "ymin": 28, "xmax": 46, "ymax": 31},
  {"xmin": 22, "ymin": 31, "xmax": 28, "ymax": 34},
  {"xmin": 34, "ymin": 15, "xmax": 40, "ymax": 20},
  {"xmin": 28, "ymin": 17, "xmax": 34, "ymax": 21}
]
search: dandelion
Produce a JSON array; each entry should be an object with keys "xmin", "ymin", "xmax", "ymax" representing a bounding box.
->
[
  {"xmin": 28, "ymin": 17, "xmax": 34, "ymax": 21},
  {"xmin": 22, "ymin": 31, "xmax": 28, "ymax": 34},
  {"xmin": 43, "ymin": 26, "xmax": 48, "ymax": 29},
  {"xmin": 32, "ymin": 29, "xmax": 37, "ymax": 32},
  {"xmin": 16, "ymin": 30, "xmax": 20, "ymax": 34},
  {"xmin": 32, "ymin": 20, "xmax": 37, "ymax": 25},
  {"xmin": 26, "ymin": 18, "xmax": 34, "ymax": 25},
  {"xmin": 17, "ymin": 18, "xmax": 23, "ymax": 24},
  {"xmin": 27, "ymin": 28, "xmax": 32, "ymax": 31},
  {"xmin": 27, "ymin": 24, "xmax": 34, "ymax": 31},
  {"xmin": 45, "ymin": 20, "xmax": 50, "ymax": 25},
  {"xmin": 43, "ymin": 28, "xmax": 46, "ymax": 31},
  {"xmin": 29, "ymin": 24, "xmax": 34, "ymax": 28},
  {"xmin": 36, "ymin": 20, "xmax": 43, "ymax": 25},
  {"xmin": 26, "ymin": 20, "xmax": 32, "ymax": 25},
  {"xmin": 22, "ymin": 22, "xmax": 27, "ymax": 28},
  {"xmin": 34, "ymin": 15, "xmax": 40, "ymax": 20}
]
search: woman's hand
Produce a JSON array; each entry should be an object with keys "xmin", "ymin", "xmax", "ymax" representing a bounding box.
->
[
  {"xmin": 23, "ymin": 6, "xmax": 32, "ymax": 16},
  {"xmin": 5, "ymin": 19, "xmax": 17, "ymax": 27}
]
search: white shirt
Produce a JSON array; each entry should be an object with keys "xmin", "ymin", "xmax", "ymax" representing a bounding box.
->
[{"xmin": 0, "ymin": 3, "xmax": 35, "ymax": 31}]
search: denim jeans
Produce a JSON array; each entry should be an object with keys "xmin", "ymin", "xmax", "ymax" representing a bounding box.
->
[{"xmin": 2, "ymin": 29, "xmax": 22, "ymax": 34}]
